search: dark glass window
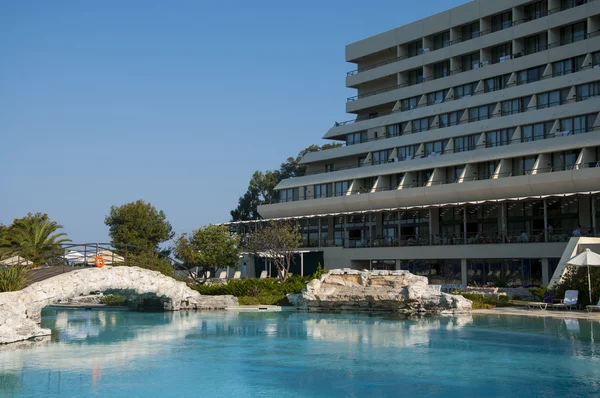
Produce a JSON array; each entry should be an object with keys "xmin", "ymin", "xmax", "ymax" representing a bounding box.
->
[
  {"xmin": 433, "ymin": 31, "xmax": 450, "ymax": 50},
  {"xmin": 486, "ymin": 129, "xmax": 513, "ymax": 147},
  {"xmin": 461, "ymin": 21, "xmax": 480, "ymax": 40},
  {"xmin": 491, "ymin": 11, "xmax": 512, "ymax": 32}
]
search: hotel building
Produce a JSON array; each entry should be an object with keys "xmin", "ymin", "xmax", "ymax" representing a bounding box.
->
[{"xmin": 233, "ymin": 0, "xmax": 600, "ymax": 288}]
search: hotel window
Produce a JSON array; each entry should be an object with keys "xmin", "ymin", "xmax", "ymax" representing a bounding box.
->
[
  {"xmin": 454, "ymin": 135, "xmax": 477, "ymax": 153},
  {"xmin": 512, "ymin": 156, "xmax": 537, "ymax": 176},
  {"xmin": 439, "ymin": 110, "xmax": 464, "ymax": 127},
  {"xmin": 517, "ymin": 65, "xmax": 545, "ymax": 84},
  {"xmin": 561, "ymin": 0, "xmax": 588, "ymax": 11},
  {"xmin": 461, "ymin": 21, "xmax": 480, "ymax": 40},
  {"xmin": 347, "ymin": 131, "xmax": 367, "ymax": 146},
  {"xmin": 314, "ymin": 183, "xmax": 333, "ymax": 199},
  {"xmin": 424, "ymin": 139, "xmax": 448, "ymax": 156},
  {"xmin": 522, "ymin": 121, "xmax": 554, "ymax": 142},
  {"xmin": 492, "ymin": 42, "xmax": 513, "ymax": 63},
  {"xmin": 433, "ymin": 60, "xmax": 450, "ymax": 79},
  {"xmin": 280, "ymin": 188, "xmax": 299, "ymax": 202},
  {"xmin": 552, "ymin": 150, "xmax": 579, "ymax": 171},
  {"xmin": 407, "ymin": 39, "xmax": 423, "ymax": 57},
  {"xmin": 486, "ymin": 129, "xmax": 513, "ymax": 147},
  {"xmin": 560, "ymin": 21, "xmax": 586, "ymax": 45},
  {"xmin": 501, "ymin": 96, "xmax": 531, "ymax": 115},
  {"xmin": 325, "ymin": 164, "xmax": 334, "ymax": 172},
  {"xmin": 454, "ymin": 82, "xmax": 476, "ymax": 98},
  {"xmin": 469, "ymin": 104, "xmax": 495, "ymax": 122},
  {"xmin": 576, "ymin": 82, "xmax": 600, "ymax": 101},
  {"xmin": 560, "ymin": 114, "xmax": 597, "ymax": 135},
  {"xmin": 523, "ymin": 34, "xmax": 545, "ymax": 55},
  {"xmin": 401, "ymin": 95, "xmax": 420, "ymax": 111},
  {"xmin": 447, "ymin": 166, "xmax": 465, "ymax": 183},
  {"xmin": 427, "ymin": 89, "xmax": 448, "ymax": 105},
  {"xmin": 408, "ymin": 68, "xmax": 424, "ymax": 85},
  {"xmin": 524, "ymin": 0, "xmax": 547, "ymax": 21},
  {"xmin": 334, "ymin": 181, "xmax": 350, "ymax": 196},
  {"xmin": 537, "ymin": 89, "xmax": 569, "ymax": 109},
  {"xmin": 386, "ymin": 123, "xmax": 403, "ymax": 138},
  {"xmin": 461, "ymin": 52, "xmax": 480, "ymax": 71},
  {"xmin": 595, "ymin": 51, "xmax": 600, "ymax": 67},
  {"xmin": 358, "ymin": 156, "xmax": 367, "ymax": 167},
  {"xmin": 372, "ymin": 149, "xmax": 393, "ymax": 165},
  {"xmin": 552, "ymin": 55, "xmax": 586, "ymax": 76},
  {"xmin": 394, "ymin": 173, "xmax": 404, "ymax": 187},
  {"xmin": 362, "ymin": 177, "xmax": 376, "ymax": 191},
  {"xmin": 484, "ymin": 74, "xmax": 511, "ymax": 93},
  {"xmin": 412, "ymin": 116, "xmax": 434, "ymax": 133},
  {"xmin": 433, "ymin": 31, "xmax": 450, "ymax": 50},
  {"xmin": 491, "ymin": 11, "xmax": 512, "ymax": 32},
  {"xmin": 398, "ymin": 144, "xmax": 418, "ymax": 161},
  {"xmin": 478, "ymin": 161, "xmax": 498, "ymax": 179}
]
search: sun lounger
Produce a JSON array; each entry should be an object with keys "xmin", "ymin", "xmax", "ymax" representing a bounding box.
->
[
  {"xmin": 526, "ymin": 302, "xmax": 548, "ymax": 310},
  {"xmin": 259, "ymin": 270, "xmax": 268, "ymax": 279},
  {"xmin": 551, "ymin": 290, "xmax": 578, "ymax": 310},
  {"xmin": 233, "ymin": 271, "xmax": 241, "ymax": 279},
  {"xmin": 586, "ymin": 298, "xmax": 600, "ymax": 312},
  {"xmin": 564, "ymin": 318, "xmax": 580, "ymax": 333},
  {"xmin": 217, "ymin": 271, "xmax": 227, "ymax": 279}
]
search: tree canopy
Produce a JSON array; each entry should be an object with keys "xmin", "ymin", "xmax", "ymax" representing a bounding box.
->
[
  {"xmin": 104, "ymin": 200, "xmax": 174, "ymax": 253},
  {"xmin": 173, "ymin": 224, "xmax": 241, "ymax": 279},
  {"xmin": 0, "ymin": 213, "xmax": 71, "ymax": 264},
  {"xmin": 230, "ymin": 143, "xmax": 341, "ymax": 221},
  {"xmin": 248, "ymin": 221, "xmax": 303, "ymax": 281}
]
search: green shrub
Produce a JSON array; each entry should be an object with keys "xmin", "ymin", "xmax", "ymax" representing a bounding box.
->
[
  {"xmin": 0, "ymin": 266, "xmax": 29, "ymax": 292},
  {"xmin": 101, "ymin": 294, "xmax": 127, "ymax": 306},
  {"xmin": 454, "ymin": 293, "xmax": 511, "ymax": 309},
  {"xmin": 195, "ymin": 274, "xmax": 311, "ymax": 305},
  {"xmin": 528, "ymin": 286, "xmax": 548, "ymax": 301},
  {"xmin": 311, "ymin": 263, "xmax": 327, "ymax": 280},
  {"xmin": 554, "ymin": 266, "xmax": 600, "ymax": 306}
]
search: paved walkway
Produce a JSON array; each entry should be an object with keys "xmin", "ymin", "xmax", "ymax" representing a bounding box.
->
[{"xmin": 474, "ymin": 307, "xmax": 600, "ymax": 320}]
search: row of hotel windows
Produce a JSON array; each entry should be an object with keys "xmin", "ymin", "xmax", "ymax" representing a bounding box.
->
[
  {"xmin": 335, "ymin": 112, "xmax": 597, "ymax": 179},
  {"xmin": 347, "ymin": 79, "xmax": 599, "ymax": 148},
  {"xmin": 345, "ymin": 51, "xmax": 598, "ymax": 139},
  {"xmin": 279, "ymin": 144, "xmax": 600, "ymax": 202},
  {"xmin": 351, "ymin": 20, "xmax": 594, "ymax": 101},
  {"xmin": 351, "ymin": 0, "xmax": 590, "ymax": 75}
]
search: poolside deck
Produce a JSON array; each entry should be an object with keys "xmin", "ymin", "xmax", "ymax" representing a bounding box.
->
[{"xmin": 474, "ymin": 307, "xmax": 600, "ymax": 320}]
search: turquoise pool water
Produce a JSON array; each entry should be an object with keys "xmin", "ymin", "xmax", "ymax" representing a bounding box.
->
[{"xmin": 1, "ymin": 310, "xmax": 599, "ymax": 397}]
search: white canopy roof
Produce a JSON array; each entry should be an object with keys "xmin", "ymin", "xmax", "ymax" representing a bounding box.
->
[{"xmin": 0, "ymin": 255, "xmax": 33, "ymax": 266}]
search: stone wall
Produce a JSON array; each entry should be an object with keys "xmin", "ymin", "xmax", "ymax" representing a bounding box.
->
[
  {"xmin": 0, "ymin": 266, "xmax": 237, "ymax": 345},
  {"xmin": 292, "ymin": 269, "xmax": 472, "ymax": 314}
]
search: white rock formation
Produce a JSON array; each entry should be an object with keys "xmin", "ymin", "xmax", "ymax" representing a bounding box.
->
[
  {"xmin": 0, "ymin": 266, "xmax": 237, "ymax": 344},
  {"xmin": 292, "ymin": 269, "xmax": 471, "ymax": 314}
]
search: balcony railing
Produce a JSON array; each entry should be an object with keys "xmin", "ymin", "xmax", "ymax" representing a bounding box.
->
[
  {"xmin": 271, "ymin": 161, "xmax": 600, "ymax": 205},
  {"xmin": 343, "ymin": 0, "xmax": 594, "ymax": 78},
  {"xmin": 335, "ymin": 57, "xmax": 597, "ymax": 135}
]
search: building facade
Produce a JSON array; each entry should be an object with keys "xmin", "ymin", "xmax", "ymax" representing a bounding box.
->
[{"xmin": 239, "ymin": 0, "xmax": 600, "ymax": 288}]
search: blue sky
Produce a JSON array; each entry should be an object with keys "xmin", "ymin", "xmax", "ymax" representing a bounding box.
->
[{"xmin": 0, "ymin": 0, "xmax": 466, "ymax": 242}]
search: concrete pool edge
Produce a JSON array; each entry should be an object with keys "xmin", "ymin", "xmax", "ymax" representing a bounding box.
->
[{"xmin": 474, "ymin": 307, "xmax": 600, "ymax": 320}]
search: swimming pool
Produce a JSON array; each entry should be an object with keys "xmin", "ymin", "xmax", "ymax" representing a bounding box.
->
[{"xmin": 0, "ymin": 309, "xmax": 598, "ymax": 397}]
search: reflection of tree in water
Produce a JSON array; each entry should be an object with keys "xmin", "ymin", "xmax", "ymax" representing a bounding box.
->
[
  {"xmin": 0, "ymin": 372, "xmax": 23, "ymax": 396},
  {"xmin": 41, "ymin": 308, "xmax": 176, "ymax": 344}
]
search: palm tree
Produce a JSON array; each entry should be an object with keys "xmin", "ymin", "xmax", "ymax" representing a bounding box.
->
[{"xmin": 5, "ymin": 219, "xmax": 71, "ymax": 265}]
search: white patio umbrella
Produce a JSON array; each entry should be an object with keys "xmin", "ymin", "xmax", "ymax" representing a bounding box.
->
[
  {"xmin": 64, "ymin": 250, "xmax": 86, "ymax": 264},
  {"xmin": 566, "ymin": 248, "xmax": 600, "ymax": 303},
  {"xmin": 85, "ymin": 249, "xmax": 125, "ymax": 265}
]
